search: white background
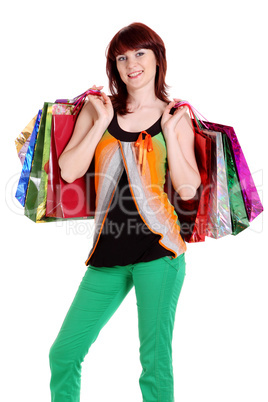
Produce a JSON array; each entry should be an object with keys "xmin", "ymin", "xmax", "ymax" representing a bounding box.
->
[{"xmin": 1, "ymin": 0, "xmax": 267, "ymax": 401}]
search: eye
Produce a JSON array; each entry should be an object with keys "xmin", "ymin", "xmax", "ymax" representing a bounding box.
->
[
  {"xmin": 136, "ymin": 51, "xmax": 145, "ymax": 57},
  {"xmin": 117, "ymin": 55, "xmax": 126, "ymax": 62}
]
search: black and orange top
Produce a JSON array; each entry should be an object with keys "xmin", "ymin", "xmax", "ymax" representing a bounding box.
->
[
  {"xmin": 87, "ymin": 113, "xmax": 174, "ymax": 267},
  {"xmin": 85, "ymin": 110, "xmax": 187, "ymax": 267}
]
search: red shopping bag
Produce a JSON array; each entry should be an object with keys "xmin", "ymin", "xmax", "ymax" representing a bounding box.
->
[
  {"xmin": 46, "ymin": 90, "xmax": 99, "ymax": 219},
  {"xmin": 165, "ymin": 126, "xmax": 212, "ymax": 242}
]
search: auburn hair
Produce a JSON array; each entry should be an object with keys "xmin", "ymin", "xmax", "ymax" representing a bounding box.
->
[{"xmin": 106, "ymin": 22, "xmax": 170, "ymax": 115}]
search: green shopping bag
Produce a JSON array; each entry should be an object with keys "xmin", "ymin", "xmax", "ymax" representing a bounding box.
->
[
  {"xmin": 24, "ymin": 103, "xmax": 54, "ymax": 222},
  {"xmin": 222, "ymin": 134, "xmax": 250, "ymax": 235},
  {"xmin": 36, "ymin": 104, "xmax": 53, "ymax": 221}
]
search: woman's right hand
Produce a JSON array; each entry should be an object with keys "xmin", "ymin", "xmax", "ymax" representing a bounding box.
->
[{"xmin": 86, "ymin": 85, "xmax": 114, "ymax": 127}]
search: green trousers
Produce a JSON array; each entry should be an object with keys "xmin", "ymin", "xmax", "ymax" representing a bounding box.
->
[{"xmin": 49, "ymin": 253, "xmax": 186, "ymax": 402}]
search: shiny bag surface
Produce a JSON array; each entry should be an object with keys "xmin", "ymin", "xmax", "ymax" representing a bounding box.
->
[
  {"xmin": 46, "ymin": 107, "xmax": 95, "ymax": 219},
  {"xmin": 16, "ymin": 89, "xmax": 99, "ymax": 222},
  {"xmin": 166, "ymin": 120, "xmax": 212, "ymax": 243},
  {"xmin": 15, "ymin": 114, "xmax": 38, "ymax": 165},
  {"xmin": 46, "ymin": 90, "xmax": 98, "ymax": 219},
  {"xmin": 203, "ymin": 120, "xmax": 263, "ymax": 222},
  {"xmin": 35, "ymin": 104, "xmax": 53, "ymax": 221},
  {"xmin": 170, "ymin": 101, "xmax": 263, "ymax": 242},
  {"xmin": 203, "ymin": 129, "xmax": 232, "ymax": 239},
  {"xmin": 15, "ymin": 110, "xmax": 42, "ymax": 206},
  {"xmin": 24, "ymin": 103, "xmax": 52, "ymax": 222},
  {"xmin": 222, "ymin": 134, "xmax": 250, "ymax": 234}
]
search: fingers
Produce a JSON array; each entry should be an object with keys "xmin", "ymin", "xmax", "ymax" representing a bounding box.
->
[
  {"xmin": 91, "ymin": 87, "xmax": 112, "ymax": 106},
  {"xmin": 164, "ymin": 101, "xmax": 187, "ymax": 122},
  {"xmin": 91, "ymin": 84, "xmax": 104, "ymax": 91},
  {"xmin": 86, "ymin": 87, "xmax": 112, "ymax": 116},
  {"xmin": 163, "ymin": 100, "xmax": 176, "ymax": 115},
  {"xmin": 101, "ymin": 91, "xmax": 112, "ymax": 104},
  {"xmin": 87, "ymin": 85, "xmax": 104, "ymax": 103},
  {"xmin": 163, "ymin": 100, "xmax": 186, "ymax": 115},
  {"xmin": 173, "ymin": 105, "xmax": 188, "ymax": 119}
]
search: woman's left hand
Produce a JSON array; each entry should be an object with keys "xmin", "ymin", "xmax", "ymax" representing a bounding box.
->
[{"xmin": 161, "ymin": 99, "xmax": 188, "ymax": 138}]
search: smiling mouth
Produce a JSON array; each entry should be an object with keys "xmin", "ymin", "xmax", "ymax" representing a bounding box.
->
[{"xmin": 128, "ymin": 71, "xmax": 143, "ymax": 78}]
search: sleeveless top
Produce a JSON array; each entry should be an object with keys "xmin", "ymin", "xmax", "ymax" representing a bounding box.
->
[
  {"xmin": 85, "ymin": 111, "xmax": 187, "ymax": 267},
  {"xmin": 88, "ymin": 113, "xmax": 175, "ymax": 267}
]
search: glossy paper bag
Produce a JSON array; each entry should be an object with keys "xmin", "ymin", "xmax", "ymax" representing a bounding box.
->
[
  {"xmin": 222, "ymin": 134, "xmax": 250, "ymax": 234},
  {"xmin": 35, "ymin": 104, "xmax": 53, "ymax": 221},
  {"xmin": 15, "ymin": 110, "xmax": 42, "ymax": 206},
  {"xmin": 169, "ymin": 100, "xmax": 263, "ymax": 242},
  {"xmin": 204, "ymin": 121, "xmax": 263, "ymax": 222},
  {"xmin": 166, "ymin": 128, "xmax": 212, "ymax": 243},
  {"xmin": 24, "ymin": 103, "xmax": 51, "ymax": 222},
  {"xmin": 203, "ymin": 129, "xmax": 232, "ymax": 239},
  {"xmin": 46, "ymin": 103, "xmax": 96, "ymax": 219},
  {"xmin": 15, "ymin": 114, "xmax": 38, "ymax": 165}
]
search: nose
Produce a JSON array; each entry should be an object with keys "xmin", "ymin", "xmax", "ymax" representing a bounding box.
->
[{"xmin": 126, "ymin": 55, "xmax": 137, "ymax": 70}]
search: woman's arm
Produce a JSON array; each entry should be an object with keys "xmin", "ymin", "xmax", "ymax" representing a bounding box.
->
[
  {"xmin": 161, "ymin": 101, "xmax": 201, "ymax": 201},
  {"xmin": 58, "ymin": 89, "xmax": 114, "ymax": 183}
]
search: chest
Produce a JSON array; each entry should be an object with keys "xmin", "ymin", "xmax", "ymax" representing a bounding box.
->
[{"xmin": 117, "ymin": 111, "xmax": 163, "ymax": 133}]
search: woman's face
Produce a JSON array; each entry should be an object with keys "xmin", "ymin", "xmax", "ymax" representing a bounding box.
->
[{"xmin": 115, "ymin": 48, "xmax": 157, "ymax": 91}]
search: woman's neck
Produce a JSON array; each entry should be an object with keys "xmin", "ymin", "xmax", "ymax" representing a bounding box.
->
[{"xmin": 126, "ymin": 86, "xmax": 159, "ymax": 112}]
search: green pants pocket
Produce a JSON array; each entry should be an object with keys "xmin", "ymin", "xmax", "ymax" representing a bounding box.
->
[{"xmin": 163, "ymin": 253, "xmax": 185, "ymax": 273}]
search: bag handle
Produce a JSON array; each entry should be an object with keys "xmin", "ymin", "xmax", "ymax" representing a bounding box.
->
[
  {"xmin": 55, "ymin": 88, "xmax": 102, "ymax": 114},
  {"xmin": 173, "ymin": 100, "xmax": 209, "ymax": 133},
  {"xmin": 72, "ymin": 89, "xmax": 102, "ymax": 113}
]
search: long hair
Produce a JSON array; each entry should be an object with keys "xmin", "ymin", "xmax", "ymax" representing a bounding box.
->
[{"xmin": 106, "ymin": 22, "xmax": 170, "ymax": 115}]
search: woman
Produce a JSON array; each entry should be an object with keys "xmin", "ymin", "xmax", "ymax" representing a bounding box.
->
[{"xmin": 49, "ymin": 22, "xmax": 201, "ymax": 401}]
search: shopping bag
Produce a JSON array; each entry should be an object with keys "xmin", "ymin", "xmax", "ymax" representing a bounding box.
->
[
  {"xmin": 168, "ymin": 100, "xmax": 263, "ymax": 242},
  {"xmin": 222, "ymin": 134, "xmax": 250, "ymax": 234},
  {"xmin": 17, "ymin": 88, "xmax": 100, "ymax": 222},
  {"xmin": 24, "ymin": 103, "xmax": 52, "ymax": 222},
  {"xmin": 35, "ymin": 104, "xmax": 53, "ymax": 221},
  {"xmin": 203, "ymin": 129, "xmax": 232, "ymax": 239},
  {"xmin": 203, "ymin": 120, "xmax": 263, "ymax": 222},
  {"xmin": 165, "ymin": 122, "xmax": 212, "ymax": 243},
  {"xmin": 15, "ymin": 109, "xmax": 42, "ymax": 206},
  {"xmin": 46, "ymin": 90, "xmax": 99, "ymax": 219},
  {"xmin": 15, "ymin": 114, "xmax": 38, "ymax": 165},
  {"xmin": 45, "ymin": 113, "xmax": 62, "ymax": 218},
  {"xmin": 46, "ymin": 103, "xmax": 96, "ymax": 219}
]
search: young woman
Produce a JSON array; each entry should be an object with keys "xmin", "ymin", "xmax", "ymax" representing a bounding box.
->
[{"xmin": 49, "ymin": 22, "xmax": 201, "ymax": 401}]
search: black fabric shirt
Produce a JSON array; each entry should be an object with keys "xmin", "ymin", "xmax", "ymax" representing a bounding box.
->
[{"xmin": 87, "ymin": 113, "xmax": 174, "ymax": 267}]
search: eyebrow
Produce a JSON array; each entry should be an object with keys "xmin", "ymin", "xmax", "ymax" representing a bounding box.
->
[{"xmin": 119, "ymin": 48, "xmax": 145, "ymax": 56}]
